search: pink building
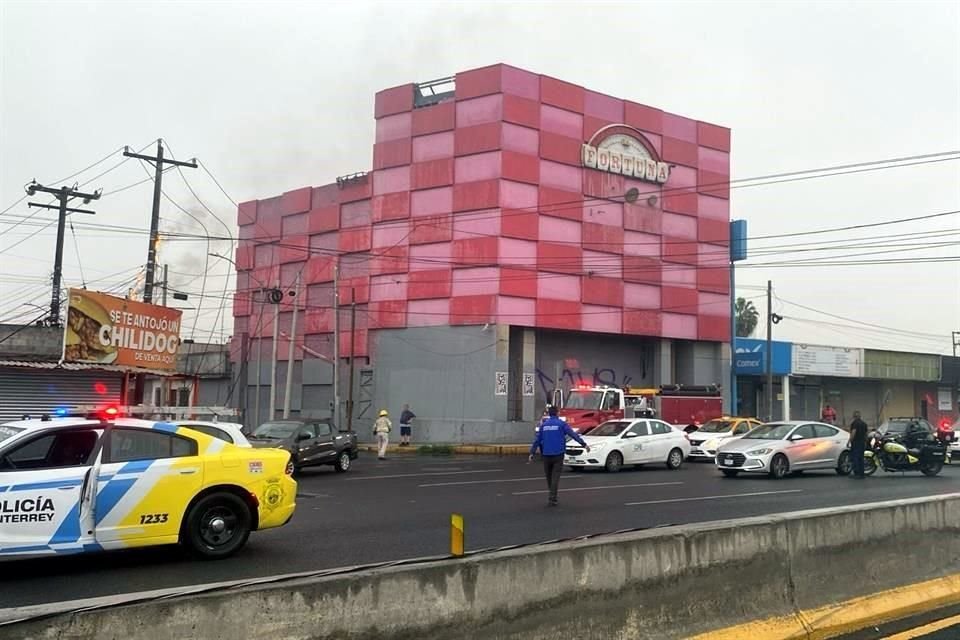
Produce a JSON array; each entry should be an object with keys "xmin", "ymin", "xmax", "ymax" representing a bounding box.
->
[{"xmin": 234, "ymin": 64, "xmax": 731, "ymax": 441}]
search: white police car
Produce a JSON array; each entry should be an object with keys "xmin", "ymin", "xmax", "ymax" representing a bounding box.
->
[{"xmin": 0, "ymin": 409, "xmax": 296, "ymax": 559}]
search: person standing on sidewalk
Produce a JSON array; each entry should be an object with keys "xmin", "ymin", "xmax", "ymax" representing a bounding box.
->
[
  {"xmin": 373, "ymin": 409, "xmax": 392, "ymax": 460},
  {"xmin": 822, "ymin": 404, "xmax": 838, "ymax": 425},
  {"xmin": 399, "ymin": 404, "xmax": 416, "ymax": 447},
  {"xmin": 529, "ymin": 405, "xmax": 590, "ymax": 507},
  {"xmin": 848, "ymin": 410, "xmax": 869, "ymax": 478}
]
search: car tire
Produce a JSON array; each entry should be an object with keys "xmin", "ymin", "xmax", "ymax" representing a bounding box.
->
[
  {"xmin": 769, "ymin": 454, "xmax": 790, "ymax": 479},
  {"xmin": 605, "ymin": 451, "xmax": 623, "ymax": 473},
  {"xmin": 721, "ymin": 469, "xmax": 739, "ymax": 478},
  {"xmin": 182, "ymin": 492, "xmax": 252, "ymax": 560},
  {"xmin": 334, "ymin": 450, "xmax": 352, "ymax": 473},
  {"xmin": 835, "ymin": 451, "xmax": 852, "ymax": 476},
  {"xmin": 666, "ymin": 448, "xmax": 684, "ymax": 470}
]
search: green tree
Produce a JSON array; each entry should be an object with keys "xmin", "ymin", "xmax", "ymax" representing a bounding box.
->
[{"xmin": 735, "ymin": 297, "xmax": 759, "ymax": 337}]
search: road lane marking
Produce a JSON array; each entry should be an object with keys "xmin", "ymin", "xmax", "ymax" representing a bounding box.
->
[
  {"xmin": 513, "ymin": 481, "xmax": 683, "ymax": 495},
  {"xmin": 881, "ymin": 613, "xmax": 960, "ymax": 639},
  {"xmin": 625, "ymin": 489, "xmax": 801, "ymax": 506},
  {"xmin": 419, "ymin": 476, "xmax": 587, "ymax": 487},
  {"xmin": 346, "ymin": 469, "xmax": 504, "ymax": 481}
]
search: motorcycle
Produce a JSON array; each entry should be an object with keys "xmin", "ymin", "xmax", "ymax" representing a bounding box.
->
[{"xmin": 863, "ymin": 432, "xmax": 946, "ymax": 477}]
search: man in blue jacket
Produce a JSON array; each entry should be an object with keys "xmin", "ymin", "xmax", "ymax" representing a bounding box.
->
[{"xmin": 530, "ymin": 405, "xmax": 591, "ymax": 506}]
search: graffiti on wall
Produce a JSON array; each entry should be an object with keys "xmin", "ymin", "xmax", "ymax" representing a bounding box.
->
[{"xmin": 535, "ymin": 366, "xmax": 643, "ymax": 401}]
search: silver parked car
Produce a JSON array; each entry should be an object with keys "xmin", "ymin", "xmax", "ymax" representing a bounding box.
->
[{"xmin": 715, "ymin": 421, "xmax": 852, "ymax": 479}]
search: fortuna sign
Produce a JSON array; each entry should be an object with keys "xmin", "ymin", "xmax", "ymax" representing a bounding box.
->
[{"xmin": 581, "ymin": 125, "xmax": 670, "ymax": 184}]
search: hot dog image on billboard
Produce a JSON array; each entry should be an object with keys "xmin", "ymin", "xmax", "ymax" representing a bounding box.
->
[{"xmin": 63, "ymin": 289, "xmax": 183, "ymax": 371}]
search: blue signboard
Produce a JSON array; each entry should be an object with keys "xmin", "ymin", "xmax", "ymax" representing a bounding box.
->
[
  {"xmin": 730, "ymin": 220, "xmax": 748, "ymax": 262},
  {"xmin": 735, "ymin": 338, "xmax": 792, "ymax": 376}
]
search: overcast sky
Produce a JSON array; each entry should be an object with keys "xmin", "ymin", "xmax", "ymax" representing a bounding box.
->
[{"xmin": 1, "ymin": 0, "xmax": 958, "ymax": 354}]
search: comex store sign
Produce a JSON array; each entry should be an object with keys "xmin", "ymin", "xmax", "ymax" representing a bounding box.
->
[{"xmin": 581, "ymin": 125, "xmax": 670, "ymax": 184}]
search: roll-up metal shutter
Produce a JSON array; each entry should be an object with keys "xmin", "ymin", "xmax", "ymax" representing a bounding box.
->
[{"xmin": 0, "ymin": 367, "xmax": 123, "ymax": 422}]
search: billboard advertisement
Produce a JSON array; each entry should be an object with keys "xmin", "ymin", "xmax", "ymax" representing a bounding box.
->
[
  {"xmin": 63, "ymin": 288, "xmax": 182, "ymax": 371},
  {"xmin": 734, "ymin": 338, "xmax": 792, "ymax": 376},
  {"xmin": 792, "ymin": 343, "xmax": 863, "ymax": 378}
]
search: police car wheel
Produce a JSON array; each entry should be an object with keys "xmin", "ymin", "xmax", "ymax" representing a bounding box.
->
[{"xmin": 184, "ymin": 493, "xmax": 252, "ymax": 559}]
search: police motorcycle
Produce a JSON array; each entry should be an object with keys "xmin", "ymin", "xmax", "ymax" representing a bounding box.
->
[{"xmin": 863, "ymin": 422, "xmax": 947, "ymax": 477}]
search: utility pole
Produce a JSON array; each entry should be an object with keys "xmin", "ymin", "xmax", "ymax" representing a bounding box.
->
[
  {"xmin": 269, "ymin": 279, "xmax": 281, "ymax": 420},
  {"xmin": 123, "ymin": 140, "xmax": 197, "ymax": 304},
  {"xmin": 254, "ymin": 298, "xmax": 264, "ymax": 425},
  {"xmin": 282, "ymin": 272, "xmax": 301, "ymax": 419},
  {"xmin": 161, "ymin": 264, "xmax": 169, "ymax": 306},
  {"xmin": 346, "ymin": 288, "xmax": 356, "ymax": 432},
  {"xmin": 25, "ymin": 182, "xmax": 101, "ymax": 325},
  {"xmin": 765, "ymin": 280, "xmax": 774, "ymax": 422},
  {"xmin": 333, "ymin": 258, "xmax": 341, "ymax": 427}
]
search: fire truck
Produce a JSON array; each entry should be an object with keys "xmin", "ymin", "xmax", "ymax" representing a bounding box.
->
[{"xmin": 547, "ymin": 384, "xmax": 723, "ymax": 435}]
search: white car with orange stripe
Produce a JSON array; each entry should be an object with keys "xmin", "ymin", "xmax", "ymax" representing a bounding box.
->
[{"xmin": 0, "ymin": 411, "xmax": 296, "ymax": 559}]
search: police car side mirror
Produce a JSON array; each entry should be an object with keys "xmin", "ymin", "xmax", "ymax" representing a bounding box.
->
[{"xmin": 623, "ymin": 433, "xmax": 638, "ymax": 439}]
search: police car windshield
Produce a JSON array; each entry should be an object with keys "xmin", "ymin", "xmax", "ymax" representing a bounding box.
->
[
  {"xmin": 743, "ymin": 423, "xmax": 794, "ymax": 440},
  {"xmin": 589, "ymin": 421, "xmax": 630, "ymax": 437},
  {"xmin": 565, "ymin": 391, "xmax": 603, "ymax": 409},
  {"xmin": 698, "ymin": 420, "xmax": 734, "ymax": 433},
  {"xmin": 0, "ymin": 425, "xmax": 24, "ymax": 445},
  {"xmin": 252, "ymin": 422, "xmax": 299, "ymax": 439}
]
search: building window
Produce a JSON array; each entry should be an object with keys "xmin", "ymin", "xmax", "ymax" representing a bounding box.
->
[
  {"xmin": 178, "ymin": 388, "xmax": 190, "ymax": 407},
  {"xmin": 154, "ymin": 387, "xmax": 161, "ymax": 406}
]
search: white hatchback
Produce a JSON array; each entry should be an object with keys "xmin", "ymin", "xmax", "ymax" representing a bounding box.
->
[{"xmin": 564, "ymin": 418, "xmax": 691, "ymax": 473}]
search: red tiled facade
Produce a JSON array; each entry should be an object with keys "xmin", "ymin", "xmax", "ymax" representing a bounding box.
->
[{"xmin": 234, "ymin": 64, "xmax": 731, "ymax": 360}]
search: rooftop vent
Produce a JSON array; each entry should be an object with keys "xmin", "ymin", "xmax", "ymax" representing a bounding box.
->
[{"xmin": 414, "ymin": 76, "xmax": 455, "ymax": 108}]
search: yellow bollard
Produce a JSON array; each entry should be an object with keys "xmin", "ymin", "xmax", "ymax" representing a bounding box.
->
[{"xmin": 450, "ymin": 513, "xmax": 464, "ymax": 557}]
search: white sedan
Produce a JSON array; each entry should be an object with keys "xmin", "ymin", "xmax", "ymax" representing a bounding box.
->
[
  {"xmin": 173, "ymin": 421, "xmax": 251, "ymax": 447},
  {"xmin": 564, "ymin": 419, "xmax": 691, "ymax": 472},
  {"xmin": 715, "ymin": 421, "xmax": 852, "ymax": 479}
]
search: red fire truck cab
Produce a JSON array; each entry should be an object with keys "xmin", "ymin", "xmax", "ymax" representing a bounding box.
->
[{"xmin": 545, "ymin": 384, "xmax": 723, "ymax": 435}]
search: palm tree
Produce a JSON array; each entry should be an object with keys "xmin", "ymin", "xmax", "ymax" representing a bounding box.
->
[{"xmin": 735, "ymin": 297, "xmax": 759, "ymax": 337}]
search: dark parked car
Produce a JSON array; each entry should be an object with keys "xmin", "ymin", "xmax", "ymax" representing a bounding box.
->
[{"xmin": 248, "ymin": 420, "xmax": 358, "ymax": 473}]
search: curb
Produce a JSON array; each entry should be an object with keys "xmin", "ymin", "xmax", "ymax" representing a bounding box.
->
[
  {"xmin": 357, "ymin": 444, "xmax": 529, "ymax": 456},
  {"xmin": 687, "ymin": 573, "xmax": 960, "ymax": 640}
]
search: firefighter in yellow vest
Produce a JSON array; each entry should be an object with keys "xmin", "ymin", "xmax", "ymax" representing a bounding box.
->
[{"xmin": 373, "ymin": 409, "xmax": 392, "ymax": 460}]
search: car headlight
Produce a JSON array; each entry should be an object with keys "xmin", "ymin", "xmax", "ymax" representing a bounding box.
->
[
  {"xmin": 704, "ymin": 439, "xmax": 719, "ymax": 449},
  {"xmin": 587, "ymin": 442, "xmax": 605, "ymax": 451},
  {"xmin": 747, "ymin": 448, "xmax": 774, "ymax": 456}
]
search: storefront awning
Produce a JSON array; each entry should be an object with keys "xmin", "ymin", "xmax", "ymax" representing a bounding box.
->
[{"xmin": 0, "ymin": 360, "xmax": 177, "ymax": 377}]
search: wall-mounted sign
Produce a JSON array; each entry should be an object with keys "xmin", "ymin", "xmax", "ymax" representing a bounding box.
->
[
  {"xmin": 938, "ymin": 388, "xmax": 953, "ymax": 411},
  {"xmin": 792, "ymin": 344, "xmax": 863, "ymax": 378},
  {"xmin": 581, "ymin": 125, "xmax": 670, "ymax": 184},
  {"xmin": 522, "ymin": 373, "xmax": 535, "ymax": 397},
  {"xmin": 495, "ymin": 372, "xmax": 508, "ymax": 396},
  {"xmin": 63, "ymin": 288, "xmax": 182, "ymax": 371},
  {"xmin": 734, "ymin": 338, "xmax": 792, "ymax": 376}
]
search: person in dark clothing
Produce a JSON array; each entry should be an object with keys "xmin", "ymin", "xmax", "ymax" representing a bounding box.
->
[
  {"xmin": 399, "ymin": 404, "xmax": 416, "ymax": 447},
  {"xmin": 848, "ymin": 411, "xmax": 869, "ymax": 478},
  {"xmin": 529, "ymin": 405, "xmax": 590, "ymax": 506}
]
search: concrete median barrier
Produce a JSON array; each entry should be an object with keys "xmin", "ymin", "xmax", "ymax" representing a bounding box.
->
[{"xmin": 7, "ymin": 494, "xmax": 960, "ymax": 640}]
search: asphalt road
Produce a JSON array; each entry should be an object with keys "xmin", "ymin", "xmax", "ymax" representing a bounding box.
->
[
  {"xmin": 3, "ymin": 453, "xmax": 960, "ymax": 609},
  {"xmin": 836, "ymin": 603, "xmax": 960, "ymax": 639}
]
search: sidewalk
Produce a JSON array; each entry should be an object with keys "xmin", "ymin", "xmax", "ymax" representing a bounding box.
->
[{"xmin": 357, "ymin": 443, "xmax": 529, "ymax": 456}]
